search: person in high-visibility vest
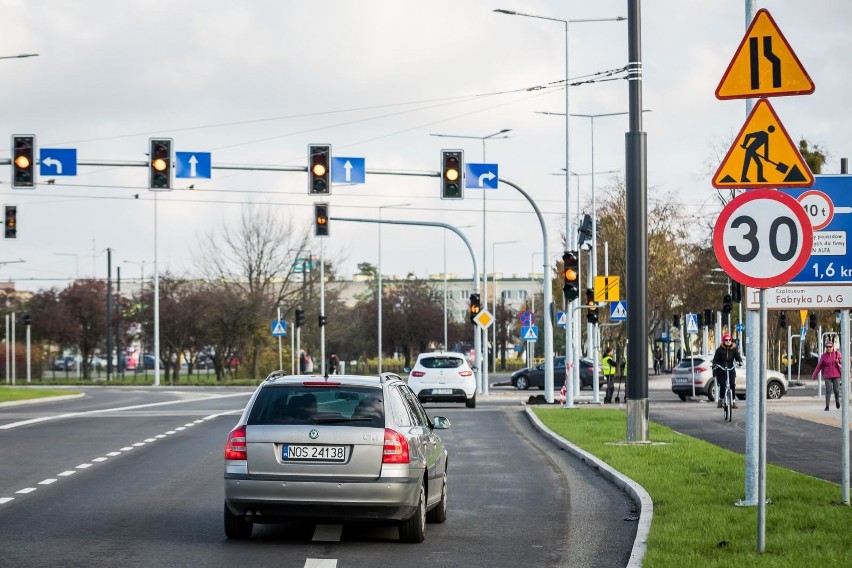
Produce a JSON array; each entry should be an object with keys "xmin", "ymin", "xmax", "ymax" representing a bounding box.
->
[{"xmin": 602, "ymin": 347, "xmax": 618, "ymax": 404}]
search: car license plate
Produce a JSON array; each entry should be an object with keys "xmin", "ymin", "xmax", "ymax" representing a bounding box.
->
[
  {"xmin": 282, "ymin": 444, "xmax": 346, "ymax": 462},
  {"xmin": 675, "ymin": 377, "xmax": 690, "ymax": 384},
  {"xmin": 433, "ymin": 388, "xmax": 453, "ymax": 395}
]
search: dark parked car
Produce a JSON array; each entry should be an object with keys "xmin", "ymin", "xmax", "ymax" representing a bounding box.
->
[{"xmin": 511, "ymin": 356, "xmax": 605, "ymax": 390}]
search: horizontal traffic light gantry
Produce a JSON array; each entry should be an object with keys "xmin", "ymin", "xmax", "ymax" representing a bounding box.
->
[
  {"xmin": 469, "ymin": 293, "xmax": 481, "ymax": 324},
  {"xmin": 308, "ymin": 144, "xmax": 331, "ymax": 195},
  {"xmin": 562, "ymin": 251, "xmax": 579, "ymax": 302},
  {"xmin": 441, "ymin": 150, "xmax": 463, "ymax": 199},
  {"xmin": 148, "ymin": 138, "xmax": 173, "ymax": 190},
  {"xmin": 4, "ymin": 205, "xmax": 17, "ymax": 239},
  {"xmin": 12, "ymin": 135, "xmax": 36, "ymax": 189},
  {"xmin": 314, "ymin": 203, "xmax": 329, "ymax": 237}
]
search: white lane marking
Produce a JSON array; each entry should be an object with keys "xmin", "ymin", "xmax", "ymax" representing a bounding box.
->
[
  {"xmin": 0, "ymin": 411, "xmax": 236, "ymax": 508},
  {"xmin": 305, "ymin": 559, "xmax": 338, "ymax": 568},
  {"xmin": 144, "ymin": 438, "xmax": 156, "ymax": 443},
  {"xmin": 0, "ymin": 392, "xmax": 251, "ymax": 430},
  {"xmin": 312, "ymin": 525, "xmax": 343, "ymax": 542}
]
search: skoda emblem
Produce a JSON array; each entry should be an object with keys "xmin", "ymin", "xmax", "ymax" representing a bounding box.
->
[{"xmin": 309, "ymin": 429, "xmax": 319, "ymax": 439}]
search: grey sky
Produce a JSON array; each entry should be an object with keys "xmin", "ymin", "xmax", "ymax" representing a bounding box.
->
[{"xmin": 1, "ymin": 1, "xmax": 849, "ymax": 292}]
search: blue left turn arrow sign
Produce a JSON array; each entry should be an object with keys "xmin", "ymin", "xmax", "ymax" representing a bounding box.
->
[{"xmin": 39, "ymin": 148, "xmax": 77, "ymax": 176}]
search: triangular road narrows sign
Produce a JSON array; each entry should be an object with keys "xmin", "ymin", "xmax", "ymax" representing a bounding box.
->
[
  {"xmin": 712, "ymin": 98, "xmax": 813, "ymax": 189},
  {"xmin": 716, "ymin": 8, "xmax": 814, "ymax": 100}
]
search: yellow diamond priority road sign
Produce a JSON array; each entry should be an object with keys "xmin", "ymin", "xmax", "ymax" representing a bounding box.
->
[
  {"xmin": 712, "ymin": 98, "xmax": 813, "ymax": 189},
  {"xmin": 473, "ymin": 309, "xmax": 494, "ymax": 330},
  {"xmin": 716, "ymin": 8, "xmax": 814, "ymax": 100}
]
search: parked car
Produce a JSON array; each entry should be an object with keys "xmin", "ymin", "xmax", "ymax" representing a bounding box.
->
[
  {"xmin": 670, "ymin": 355, "xmax": 788, "ymax": 401},
  {"xmin": 223, "ymin": 371, "xmax": 451, "ymax": 542},
  {"xmin": 407, "ymin": 351, "xmax": 477, "ymax": 408},
  {"xmin": 51, "ymin": 356, "xmax": 78, "ymax": 371},
  {"xmin": 511, "ymin": 356, "xmax": 605, "ymax": 391}
]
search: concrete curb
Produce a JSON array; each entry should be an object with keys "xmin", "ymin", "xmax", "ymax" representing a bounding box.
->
[
  {"xmin": 524, "ymin": 407, "xmax": 652, "ymax": 568},
  {"xmin": 0, "ymin": 393, "xmax": 86, "ymax": 408}
]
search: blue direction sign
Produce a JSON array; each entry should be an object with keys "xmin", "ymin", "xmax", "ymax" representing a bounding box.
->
[
  {"xmin": 520, "ymin": 325, "xmax": 538, "ymax": 342},
  {"xmin": 176, "ymin": 152, "xmax": 212, "ymax": 179},
  {"xmin": 332, "ymin": 157, "xmax": 365, "ymax": 184},
  {"xmin": 39, "ymin": 148, "xmax": 77, "ymax": 176},
  {"xmin": 465, "ymin": 163, "xmax": 498, "ymax": 189},
  {"xmin": 556, "ymin": 311, "xmax": 566, "ymax": 328},
  {"xmin": 610, "ymin": 301, "xmax": 627, "ymax": 321},
  {"xmin": 783, "ymin": 176, "xmax": 852, "ymax": 284},
  {"xmin": 271, "ymin": 320, "xmax": 287, "ymax": 337}
]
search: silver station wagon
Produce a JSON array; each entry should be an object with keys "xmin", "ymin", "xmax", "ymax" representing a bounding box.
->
[{"xmin": 224, "ymin": 372, "xmax": 451, "ymax": 543}]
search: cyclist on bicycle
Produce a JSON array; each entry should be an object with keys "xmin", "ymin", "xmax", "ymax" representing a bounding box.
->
[{"xmin": 712, "ymin": 333, "xmax": 742, "ymax": 408}]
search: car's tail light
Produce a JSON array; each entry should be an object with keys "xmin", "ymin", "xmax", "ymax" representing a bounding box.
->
[
  {"xmin": 410, "ymin": 371, "xmax": 425, "ymax": 377},
  {"xmin": 225, "ymin": 425, "xmax": 247, "ymax": 461},
  {"xmin": 695, "ymin": 367, "xmax": 708, "ymax": 373},
  {"xmin": 458, "ymin": 370, "xmax": 473, "ymax": 377},
  {"xmin": 382, "ymin": 428, "xmax": 410, "ymax": 464}
]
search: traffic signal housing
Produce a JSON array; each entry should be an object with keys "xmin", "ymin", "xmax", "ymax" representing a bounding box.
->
[
  {"xmin": 11, "ymin": 135, "xmax": 36, "ymax": 189},
  {"xmin": 809, "ymin": 312, "xmax": 817, "ymax": 329},
  {"xmin": 577, "ymin": 214, "xmax": 593, "ymax": 250},
  {"xmin": 148, "ymin": 138, "xmax": 173, "ymax": 190},
  {"xmin": 314, "ymin": 203, "xmax": 329, "ymax": 237},
  {"xmin": 469, "ymin": 293, "xmax": 480, "ymax": 324},
  {"xmin": 318, "ymin": 315, "xmax": 327, "ymax": 327},
  {"xmin": 441, "ymin": 150, "xmax": 463, "ymax": 199},
  {"xmin": 308, "ymin": 144, "xmax": 331, "ymax": 195},
  {"xmin": 673, "ymin": 314, "xmax": 680, "ymax": 328},
  {"xmin": 585, "ymin": 288, "xmax": 598, "ymax": 324},
  {"xmin": 21, "ymin": 313, "xmax": 31, "ymax": 326},
  {"xmin": 779, "ymin": 312, "xmax": 787, "ymax": 329},
  {"xmin": 562, "ymin": 251, "xmax": 579, "ymax": 302},
  {"xmin": 722, "ymin": 294, "xmax": 733, "ymax": 314},
  {"xmin": 4, "ymin": 205, "xmax": 17, "ymax": 239},
  {"xmin": 704, "ymin": 309, "xmax": 713, "ymax": 327},
  {"xmin": 295, "ymin": 308, "xmax": 305, "ymax": 328}
]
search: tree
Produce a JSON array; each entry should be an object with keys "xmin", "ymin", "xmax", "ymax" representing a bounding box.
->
[
  {"xmin": 799, "ymin": 138, "xmax": 827, "ymax": 175},
  {"xmin": 58, "ymin": 280, "xmax": 108, "ymax": 380}
]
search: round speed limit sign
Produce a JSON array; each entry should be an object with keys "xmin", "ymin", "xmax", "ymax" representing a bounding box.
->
[{"xmin": 714, "ymin": 189, "xmax": 813, "ymax": 289}]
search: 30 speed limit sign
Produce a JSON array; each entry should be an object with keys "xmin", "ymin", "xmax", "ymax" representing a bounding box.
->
[{"xmin": 714, "ymin": 189, "xmax": 813, "ymax": 289}]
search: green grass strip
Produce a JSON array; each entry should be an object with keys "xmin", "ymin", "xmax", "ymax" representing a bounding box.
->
[
  {"xmin": 0, "ymin": 386, "xmax": 80, "ymax": 403},
  {"xmin": 533, "ymin": 407, "xmax": 852, "ymax": 567}
]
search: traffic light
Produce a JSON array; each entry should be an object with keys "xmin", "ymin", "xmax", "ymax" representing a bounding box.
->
[
  {"xmin": 779, "ymin": 312, "xmax": 787, "ymax": 329},
  {"xmin": 704, "ymin": 309, "xmax": 712, "ymax": 327},
  {"xmin": 4, "ymin": 205, "xmax": 17, "ymax": 239},
  {"xmin": 469, "ymin": 293, "xmax": 480, "ymax": 324},
  {"xmin": 809, "ymin": 312, "xmax": 817, "ymax": 329},
  {"xmin": 577, "ymin": 214, "xmax": 593, "ymax": 249},
  {"xmin": 318, "ymin": 315, "xmax": 327, "ymax": 327},
  {"xmin": 148, "ymin": 138, "xmax": 172, "ymax": 190},
  {"xmin": 731, "ymin": 280, "xmax": 742, "ymax": 303},
  {"xmin": 295, "ymin": 308, "xmax": 305, "ymax": 328},
  {"xmin": 585, "ymin": 288, "xmax": 598, "ymax": 324},
  {"xmin": 441, "ymin": 150, "xmax": 464, "ymax": 199},
  {"xmin": 562, "ymin": 251, "xmax": 579, "ymax": 302},
  {"xmin": 672, "ymin": 314, "xmax": 680, "ymax": 328},
  {"xmin": 21, "ymin": 313, "xmax": 30, "ymax": 326},
  {"xmin": 314, "ymin": 203, "xmax": 329, "ymax": 237},
  {"xmin": 11, "ymin": 135, "xmax": 36, "ymax": 189},
  {"xmin": 722, "ymin": 294, "xmax": 733, "ymax": 314},
  {"xmin": 308, "ymin": 144, "xmax": 331, "ymax": 195}
]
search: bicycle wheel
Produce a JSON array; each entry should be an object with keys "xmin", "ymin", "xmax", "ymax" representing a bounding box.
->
[{"xmin": 725, "ymin": 389, "xmax": 733, "ymax": 422}]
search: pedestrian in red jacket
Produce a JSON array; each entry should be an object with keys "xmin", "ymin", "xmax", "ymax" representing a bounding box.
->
[{"xmin": 813, "ymin": 341, "xmax": 842, "ymax": 411}]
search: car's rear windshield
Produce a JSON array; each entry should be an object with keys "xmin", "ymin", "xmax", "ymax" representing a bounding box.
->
[
  {"xmin": 419, "ymin": 356, "xmax": 464, "ymax": 369},
  {"xmin": 676, "ymin": 358, "xmax": 707, "ymax": 368},
  {"xmin": 247, "ymin": 385, "xmax": 384, "ymax": 427}
]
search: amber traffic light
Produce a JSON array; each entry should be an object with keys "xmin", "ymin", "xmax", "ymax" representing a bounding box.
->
[
  {"xmin": 441, "ymin": 150, "xmax": 463, "ymax": 199},
  {"xmin": 148, "ymin": 138, "xmax": 173, "ymax": 190},
  {"xmin": 562, "ymin": 251, "xmax": 579, "ymax": 302},
  {"xmin": 11, "ymin": 135, "xmax": 36, "ymax": 189},
  {"xmin": 314, "ymin": 203, "xmax": 329, "ymax": 237},
  {"xmin": 308, "ymin": 144, "xmax": 331, "ymax": 195}
]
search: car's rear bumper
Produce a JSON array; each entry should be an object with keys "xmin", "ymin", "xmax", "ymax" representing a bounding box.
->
[
  {"xmin": 415, "ymin": 388, "xmax": 472, "ymax": 403},
  {"xmin": 224, "ymin": 475, "xmax": 421, "ymax": 522},
  {"xmin": 671, "ymin": 382, "xmax": 711, "ymax": 396}
]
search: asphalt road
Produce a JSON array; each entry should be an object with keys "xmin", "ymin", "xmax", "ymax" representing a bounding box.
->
[{"xmin": 0, "ymin": 388, "xmax": 636, "ymax": 568}]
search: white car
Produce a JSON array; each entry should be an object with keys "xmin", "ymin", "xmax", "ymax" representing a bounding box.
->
[
  {"xmin": 407, "ymin": 352, "xmax": 477, "ymax": 408},
  {"xmin": 671, "ymin": 355, "xmax": 788, "ymax": 401}
]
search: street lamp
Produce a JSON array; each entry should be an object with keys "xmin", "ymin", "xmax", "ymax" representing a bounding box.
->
[
  {"xmin": 430, "ymin": 128, "xmax": 511, "ymax": 394},
  {"xmin": 492, "ymin": 240, "xmax": 517, "ymax": 373},
  {"xmin": 378, "ymin": 203, "xmax": 411, "ymax": 374},
  {"xmin": 495, "ymin": 8, "xmax": 625, "ymax": 407}
]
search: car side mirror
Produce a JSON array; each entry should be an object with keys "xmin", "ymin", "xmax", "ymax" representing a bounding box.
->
[
  {"xmin": 403, "ymin": 367, "xmax": 411, "ymax": 374},
  {"xmin": 471, "ymin": 365, "xmax": 479, "ymax": 373},
  {"xmin": 431, "ymin": 416, "xmax": 451, "ymax": 430}
]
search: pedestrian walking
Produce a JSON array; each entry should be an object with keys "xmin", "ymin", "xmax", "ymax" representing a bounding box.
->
[
  {"xmin": 328, "ymin": 352, "xmax": 340, "ymax": 375},
  {"xmin": 813, "ymin": 340, "xmax": 842, "ymax": 411}
]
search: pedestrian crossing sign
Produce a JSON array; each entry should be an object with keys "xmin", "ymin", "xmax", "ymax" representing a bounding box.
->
[
  {"xmin": 712, "ymin": 98, "xmax": 813, "ymax": 189},
  {"xmin": 520, "ymin": 325, "xmax": 538, "ymax": 342},
  {"xmin": 271, "ymin": 320, "xmax": 287, "ymax": 336}
]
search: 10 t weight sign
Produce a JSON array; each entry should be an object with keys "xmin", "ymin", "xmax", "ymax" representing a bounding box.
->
[{"xmin": 714, "ymin": 189, "xmax": 813, "ymax": 289}]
